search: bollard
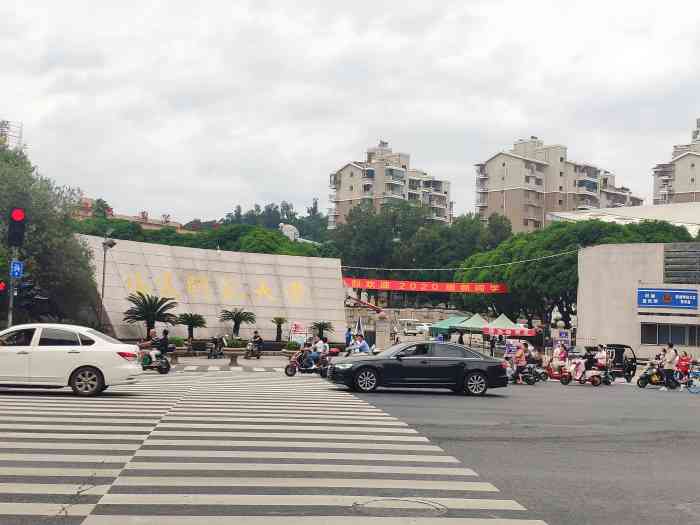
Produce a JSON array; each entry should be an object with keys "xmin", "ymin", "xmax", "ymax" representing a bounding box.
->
[{"xmin": 229, "ymin": 353, "xmax": 239, "ymax": 367}]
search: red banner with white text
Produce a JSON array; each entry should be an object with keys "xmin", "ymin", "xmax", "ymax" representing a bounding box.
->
[{"xmin": 342, "ymin": 278, "xmax": 507, "ymax": 294}]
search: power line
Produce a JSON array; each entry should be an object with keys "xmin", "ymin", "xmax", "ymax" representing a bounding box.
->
[{"xmin": 340, "ymin": 248, "xmax": 579, "ymax": 272}]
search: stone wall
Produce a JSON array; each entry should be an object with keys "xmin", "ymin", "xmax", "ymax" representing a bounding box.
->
[{"xmin": 83, "ymin": 235, "xmax": 346, "ymax": 341}]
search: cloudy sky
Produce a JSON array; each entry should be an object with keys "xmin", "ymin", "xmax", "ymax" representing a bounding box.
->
[{"xmin": 2, "ymin": 1, "xmax": 699, "ymax": 222}]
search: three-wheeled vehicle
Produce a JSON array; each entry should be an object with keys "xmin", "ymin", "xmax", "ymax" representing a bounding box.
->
[{"xmin": 603, "ymin": 344, "xmax": 637, "ymax": 383}]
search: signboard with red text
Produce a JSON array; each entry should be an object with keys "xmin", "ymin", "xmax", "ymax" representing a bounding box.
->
[{"xmin": 342, "ymin": 278, "xmax": 507, "ymax": 294}]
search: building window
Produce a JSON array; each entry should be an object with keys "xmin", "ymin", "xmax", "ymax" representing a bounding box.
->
[
  {"xmin": 523, "ymin": 219, "xmax": 528, "ymax": 227},
  {"xmin": 349, "ymin": 185, "xmax": 353, "ymax": 191},
  {"xmin": 349, "ymin": 171, "xmax": 354, "ymax": 177},
  {"xmin": 560, "ymin": 172, "xmax": 563, "ymax": 177},
  {"xmin": 502, "ymin": 162, "xmax": 506, "ymax": 167},
  {"xmin": 692, "ymin": 163, "xmax": 695, "ymax": 168},
  {"xmin": 641, "ymin": 323, "xmax": 657, "ymax": 345},
  {"xmin": 559, "ymin": 156, "xmax": 564, "ymax": 162},
  {"xmin": 559, "ymin": 186, "xmax": 563, "ymax": 191},
  {"xmin": 558, "ymin": 199, "xmax": 563, "ymax": 205}
]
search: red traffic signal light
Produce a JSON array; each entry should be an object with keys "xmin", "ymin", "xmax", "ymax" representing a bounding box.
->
[
  {"xmin": 0, "ymin": 281, "xmax": 6, "ymax": 292},
  {"xmin": 7, "ymin": 207, "xmax": 26, "ymax": 247},
  {"xmin": 10, "ymin": 208, "xmax": 25, "ymax": 222}
]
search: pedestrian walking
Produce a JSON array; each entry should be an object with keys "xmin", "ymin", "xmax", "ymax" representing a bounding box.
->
[
  {"xmin": 345, "ymin": 327, "xmax": 353, "ymax": 347},
  {"xmin": 660, "ymin": 342, "xmax": 679, "ymax": 391},
  {"xmin": 458, "ymin": 332, "xmax": 465, "ymax": 345}
]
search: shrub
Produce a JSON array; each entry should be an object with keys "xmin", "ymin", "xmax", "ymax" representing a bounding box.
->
[
  {"xmin": 169, "ymin": 336, "xmax": 185, "ymax": 347},
  {"xmin": 284, "ymin": 341, "xmax": 300, "ymax": 351}
]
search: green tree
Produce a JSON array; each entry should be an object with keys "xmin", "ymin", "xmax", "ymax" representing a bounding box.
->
[
  {"xmin": 123, "ymin": 292, "xmax": 178, "ymax": 333},
  {"xmin": 311, "ymin": 320, "xmax": 334, "ymax": 339},
  {"xmin": 91, "ymin": 198, "xmax": 111, "ymax": 219},
  {"xmin": 271, "ymin": 316, "xmax": 287, "ymax": 342},
  {"xmin": 485, "ymin": 214, "xmax": 512, "ymax": 249},
  {"xmin": 177, "ymin": 313, "xmax": 207, "ymax": 339},
  {"xmin": 0, "ymin": 146, "xmax": 98, "ymax": 325},
  {"xmin": 219, "ymin": 308, "xmax": 256, "ymax": 336}
]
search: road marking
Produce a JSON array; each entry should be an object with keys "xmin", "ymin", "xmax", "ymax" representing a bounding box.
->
[
  {"xmin": 150, "ymin": 430, "xmax": 429, "ymax": 442},
  {"xmin": 0, "ymin": 467, "xmax": 122, "ymax": 476},
  {"xmin": 273, "ymin": 368, "xmax": 284, "ymax": 372},
  {"xmin": 0, "ymin": 452, "xmax": 131, "ymax": 462},
  {"xmin": 135, "ymin": 449, "xmax": 458, "ymax": 463},
  {"xmin": 252, "ymin": 367, "xmax": 267, "ymax": 371},
  {"xmin": 0, "ymin": 441, "xmax": 140, "ymax": 451},
  {"xmin": 155, "ymin": 423, "xmax": 418, "ymax": 434},
  {"xmin": 83, "ymin": 518, "xmax": 547, "ymax": 525},
  {"xmin": 0, "ymin": 483, "xmax": 110, "ymax": 494},
  {"xmin": 114, "ymin": 476, "xmax": 497, "ymax": 491},
  {"xmin": 98, "ymin": 493, "xmax": 525, "ymax": 510},
  {"xmin": 184, "ymin": 366, "xmax": 198, "ymax": 371},
  {"xmin": 143, "ymin": 439, "xmax": 442, "ymax": 452},
  {"xmin": 160, "ymin": 417, "xmax": 406, "ymax": 426},
  {"xmin": 207, "ymin": 366, "xmax": 222, "ymax": 371},
  {"xmin": 124, "ymin": 463, "xmax": 476, "ymax": 476},
  {"xmin": 0, "ymin": 503, "xmax": 95, "ymax": 516}
]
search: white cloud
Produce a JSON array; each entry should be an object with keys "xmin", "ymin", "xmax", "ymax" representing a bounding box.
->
[{"xmin": 1, "ymin": 0, "xmax": 699, "ymax": 221}]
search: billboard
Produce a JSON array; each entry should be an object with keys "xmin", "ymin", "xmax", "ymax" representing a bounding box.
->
[{"xmin": 636, "ymin": 288, "xmax": 698, "ymax": 310}]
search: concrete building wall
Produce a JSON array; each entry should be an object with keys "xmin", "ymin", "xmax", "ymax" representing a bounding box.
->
[
  {"xmin": 83, "ymin": 235, "xmax": 347, "ymax": 341},
  {"xmin": 577, "ymin": 243, "xmax": 700, "ymax": 358}
]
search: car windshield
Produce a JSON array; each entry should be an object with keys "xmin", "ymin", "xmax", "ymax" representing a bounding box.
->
[
  {"xmin": 373, "ymin": 344, "xmax": 409, "ymax": 358},
  {"xmin": 86, "ymin": 329, "xmax": 123, "ymax": 345}
]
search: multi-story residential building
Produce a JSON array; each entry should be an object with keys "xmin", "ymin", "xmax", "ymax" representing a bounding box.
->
[
  {"xmin": 475, "ymin": 136, "xmax": 643, "ymax": 233},
  {"xmin": 328, "ymin": 141, "xmax": 453, "ymax": 228},
  {"xmin": 653, "ymin": 118, "xmax": 700, "ymax": 204}
]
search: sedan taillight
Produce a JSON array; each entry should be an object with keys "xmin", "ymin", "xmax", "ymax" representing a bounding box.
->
[{"xmin": 117, "ymin": 351, "xmax": 137, "ymax": 361}]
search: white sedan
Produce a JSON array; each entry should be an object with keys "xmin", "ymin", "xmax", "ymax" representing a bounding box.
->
[{"xmin": 0, "ymin": 323, "xmax": 142, "ymax": 396}]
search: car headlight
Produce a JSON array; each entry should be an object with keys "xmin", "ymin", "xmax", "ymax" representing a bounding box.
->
[{"xmin": 334, "ymin": 363, "xmax": 354, "ymax": 370}]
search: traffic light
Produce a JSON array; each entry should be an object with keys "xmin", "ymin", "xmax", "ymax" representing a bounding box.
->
[
  {"xmin": 7, "ymin": 207, "xmax": 26, "ymax": 247},
  {"xmin": 0, "ymin": 281, "xmax": 6, "ymax": 293}
]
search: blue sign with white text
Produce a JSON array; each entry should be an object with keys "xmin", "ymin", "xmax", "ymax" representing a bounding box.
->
[
  {"xmin": 637, "ymin": 288, "xmax": 698, "ymax": 310},
  {"xmin": 10, "ymin": 260, "xmax": 23, "ymax": 279}
]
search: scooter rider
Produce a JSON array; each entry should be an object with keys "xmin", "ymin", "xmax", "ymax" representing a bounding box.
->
[
  {"xmin": 251, "ymin": 330, "xmax": 264, "ymax": 352},
  {"xmin": 139, "ymin": 328, "xmax": 166, "ymax": 363}
]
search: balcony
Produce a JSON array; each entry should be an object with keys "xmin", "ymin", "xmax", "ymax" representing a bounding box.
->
[{"xmin": 430, "ymin": 200, "xmax": 448, "ymax": 209}]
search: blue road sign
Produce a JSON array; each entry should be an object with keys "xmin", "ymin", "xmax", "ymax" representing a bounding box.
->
[
  {"xmin": 10, "ymin": 260, "xmax": 23, "ymax": 279},
  {"xmin": 637, "ymin": 288, "xmax": 698, "ymax": 310}
]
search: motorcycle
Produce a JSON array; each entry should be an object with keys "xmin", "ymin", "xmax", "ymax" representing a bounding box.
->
[
  {"xmin": 284, "ymin": 349, "xmax": 327, "ymax": 377},
  {"xmin": 560, "ymin": 358, "xmax": 602, "ymax": 386},
  {"xmin": 140, "ymin": 349, "xmax": 171, "ymax": 374},
  {"xmin": 637, "ymin": 361, "xmax": 676, "ymax": 389},
  {"xmin": 244, "ymin": 341, "xmax": 262, "ymax": 359}
]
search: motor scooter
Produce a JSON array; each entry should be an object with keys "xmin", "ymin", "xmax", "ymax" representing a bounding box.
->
[
  {"xmin": 140, "ymin": 348, "xmax": 171, "ymax": 374},
  {"xmin": 637, "ymin": 361, "xmax": 675, "ymax": 389},
  {"xmin": 285, "ymin": 349, "xmax": 325, "ymax": 376},
  {"xmin": 244, "ymin": 341, "xmax": 262, "ymax": 359},
  {"xmin": 560, "ymin": 358, "xmax": 601, "ymax": 386}
]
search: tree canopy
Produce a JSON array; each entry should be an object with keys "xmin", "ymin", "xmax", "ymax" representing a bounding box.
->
[
  {"xmin": 455, "ymin": 220, "xmax": 694, "ymax": 327},
  {"xmin": 0, "ymin": 146, "xmax": 97, "ymax": 326}
]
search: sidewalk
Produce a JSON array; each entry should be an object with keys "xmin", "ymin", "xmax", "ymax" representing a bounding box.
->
[{"xmin": 177, "ymin": 355, "xmax": 290, "ymax": 369}]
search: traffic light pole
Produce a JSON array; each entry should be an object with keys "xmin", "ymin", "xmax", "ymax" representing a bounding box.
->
[{"xmin": 6, "ymin": 247, "xmax": 17, "ymax": 327}]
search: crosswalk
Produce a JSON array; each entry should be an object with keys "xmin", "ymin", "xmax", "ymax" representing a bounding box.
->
[
  {"xmin": 174, "ymin": 365, "xmax": 284, "ymax": 373},
  {"xmin": 0, "ymin": 372, "xmax": 546, "ymax": 524}
]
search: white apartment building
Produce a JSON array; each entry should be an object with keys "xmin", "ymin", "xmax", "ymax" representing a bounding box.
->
[
  {"xmin": 653, "ymin": 118, "xmax": 700, "ymax": 204},
  {"xmin": 328, "ymin": 141, "xmax": 453, "ymax": 228},
  {"xmin": 475, "ymin": 137, "xmax": 643, "ymax": 233}
]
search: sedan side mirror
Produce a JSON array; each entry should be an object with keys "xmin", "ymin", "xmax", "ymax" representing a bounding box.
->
[{"xmin": 395, "ymin": 354, "xmax": 403, "ymax": 360}]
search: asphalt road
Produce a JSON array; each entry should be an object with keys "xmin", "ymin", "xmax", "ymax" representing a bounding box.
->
[{"xmin": 358, "ymin": 380, "xmax": 700, "ymax": 525}]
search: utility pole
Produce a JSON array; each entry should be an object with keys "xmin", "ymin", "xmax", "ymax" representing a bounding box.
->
[
  {"xmin": 6, "ymin": 247, "xmax": 17, "ymax": 327},
  {"xmin": 98, "ymin": 231, "xmax": 116, "ymax": 330}
]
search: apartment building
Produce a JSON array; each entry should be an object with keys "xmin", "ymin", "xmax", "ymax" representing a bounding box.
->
[
  {"xmin": 328, "ymin": 141, "xmax": 453, "ymax": 228},
  {"xmin": 475, "ymin": 137, "xmax": 643, "ymax": 233},
  {"xmin": 653, "ymin": 118, "xmax": 700, "ymax": 204}
]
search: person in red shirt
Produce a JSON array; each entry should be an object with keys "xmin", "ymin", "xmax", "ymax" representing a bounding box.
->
[{"xmin": 676, "ymin": 350, "xmax": 692, "ymax": 389}]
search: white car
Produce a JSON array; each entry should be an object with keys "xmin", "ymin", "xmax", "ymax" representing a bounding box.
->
[
  {"xmin": 416, "ymin": 323, "xmax": 431, "ymax": 334},
  {"xmin": 0, "ymin": 323, "xmax": 142, "ymax": 396}
]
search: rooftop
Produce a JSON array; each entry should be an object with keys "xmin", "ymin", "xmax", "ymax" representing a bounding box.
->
[{"xmin": 547, "ymin": 202, "xmax": 700, "ymax": 236}]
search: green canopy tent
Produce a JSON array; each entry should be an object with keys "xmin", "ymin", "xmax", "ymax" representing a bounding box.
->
[
  {"xmin": 428, "ymin": 316, "xmax": 468, "ymax": 338},
  {"xmin": 451, "ymin": 313, "xmax": 488, "ymax": 346},
  {"xmin": 485, "ymin": 313, "xmax": 519, "ymax": 331}
]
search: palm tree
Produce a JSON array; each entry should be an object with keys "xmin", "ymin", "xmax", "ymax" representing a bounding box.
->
[
  {"xmin": 311, "ymin": 321, "xmax": 334, "ymax": 339},
  {"xmin": 177, "ymin": 313, "xmax": 207, "ymax": 340},
  {"xmin": 123, "ymin": 292, "xmax": 178, "ymax": 334},
  {"xmin": 219, "ymin": 308, "xmax": 256, "ymax": 337},
  {"xmin": 271, "ymin": 317, "xmax": 287, "ymax": 342}
]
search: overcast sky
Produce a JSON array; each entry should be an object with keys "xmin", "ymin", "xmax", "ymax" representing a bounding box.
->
[{"xmin": 2, "ymin": 1, "xmax": 699, "ymax": 222}]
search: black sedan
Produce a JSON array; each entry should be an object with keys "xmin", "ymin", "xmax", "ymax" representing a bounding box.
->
[{"xmin": 326, "ymin": 342, "xmax": 508, "ymax": 395}]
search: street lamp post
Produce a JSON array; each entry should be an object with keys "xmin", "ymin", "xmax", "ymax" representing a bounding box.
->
[{"xmin": 98, "ymin": 233, "xmax": 116, "ymax": 330}]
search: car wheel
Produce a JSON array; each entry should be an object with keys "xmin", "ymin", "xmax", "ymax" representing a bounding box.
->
[
  {"xmin": 464, "ymin": 371, "xmax": 488, "ymax": 396},
  {"xmin": 354, "ymin": 368, "xmax": 379, "ymax": 392},
  {"xmin": 70, "ymin": 367, "xmax": 104, "ymax": 397}
]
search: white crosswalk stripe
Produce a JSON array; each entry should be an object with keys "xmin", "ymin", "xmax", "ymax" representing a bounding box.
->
[{"xmin": 0, "ymin": 372, "xmax": 546, "ymax": 524}]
